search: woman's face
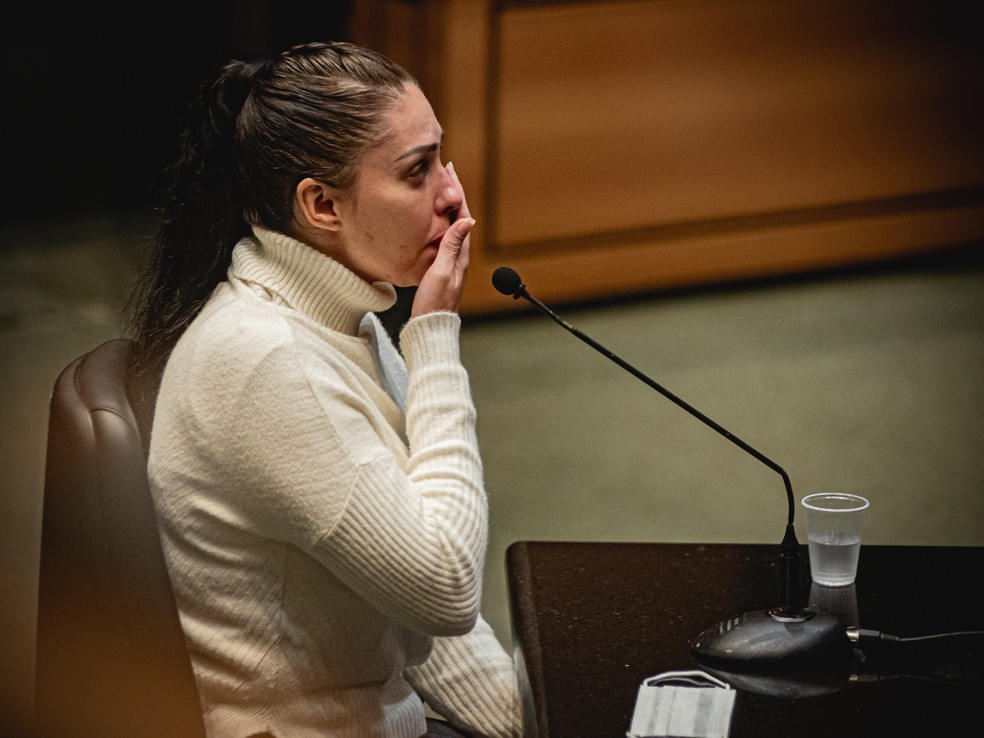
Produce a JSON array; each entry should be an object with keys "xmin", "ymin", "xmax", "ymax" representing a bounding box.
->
[{"xmin": 331, "ymin": 84, "xmax": 464, "ymax": 287}]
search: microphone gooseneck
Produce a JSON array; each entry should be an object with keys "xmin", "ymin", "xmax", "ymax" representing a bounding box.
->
[
  {"xmin": 492, "ymin": 268, "xmax": 797, "ymax": 529},
  {"xmin": 493, "ymin": 266, "xmax": 850, "ymax": 667}
]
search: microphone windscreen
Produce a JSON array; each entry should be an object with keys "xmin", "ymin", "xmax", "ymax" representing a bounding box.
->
[{"xmin": 492, "ymin": 267, "xmax": 523, "ymax": 296}]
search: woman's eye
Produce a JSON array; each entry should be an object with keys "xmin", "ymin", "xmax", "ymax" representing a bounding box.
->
[{"xmin": 408, "ymin": 158, "xmax": 432, "ymax": 181}]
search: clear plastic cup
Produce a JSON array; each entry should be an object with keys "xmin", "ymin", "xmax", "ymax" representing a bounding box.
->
[{"xmin": 802, "ymin": 492, "xmax": 869, "ymax": 587}]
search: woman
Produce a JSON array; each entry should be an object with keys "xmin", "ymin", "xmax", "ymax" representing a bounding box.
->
[{"xmin": 130, "ymin": 41, "xmax": 521, "ymax": 738}]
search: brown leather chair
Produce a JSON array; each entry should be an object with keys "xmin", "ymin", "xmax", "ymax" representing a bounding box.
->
[{"xmin": 34, "ymin": 338, "xmax": 205, "ymax": 738}]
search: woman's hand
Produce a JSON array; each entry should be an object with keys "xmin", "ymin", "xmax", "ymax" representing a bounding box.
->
[{"xmin": 411, "ymin": 163, "xmax": 474, "ymax": 317}]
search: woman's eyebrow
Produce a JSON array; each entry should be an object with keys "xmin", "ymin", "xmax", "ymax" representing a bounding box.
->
[{"xmin": 394, "ymin": 130, "xmax": 445, "ymax": 163}]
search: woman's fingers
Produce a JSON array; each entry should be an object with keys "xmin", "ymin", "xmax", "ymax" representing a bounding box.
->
[
  {"xmin": 449, "ymin": 162, "xmax": 471, "ymax": 222},
  {"xmin": 411, "ymin": 163, "xmax": 475, "ymax": 317},
  {"xmin": 440, "ymin": 214, "xmax": 473, "ymax": 257},
  {"xmin": 412, "ymin": 217, "xmax": 474, "ymax": 317}
]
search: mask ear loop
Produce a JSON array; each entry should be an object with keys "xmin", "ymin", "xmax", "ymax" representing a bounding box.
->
[{"xmin": 643, "ymin": 670, "xmax": 733, "ymax": 690}]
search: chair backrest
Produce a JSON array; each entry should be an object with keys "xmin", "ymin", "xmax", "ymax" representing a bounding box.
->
[{"xmin": 34, "ymin": 338, "xmax": 206, "ymax": 738}]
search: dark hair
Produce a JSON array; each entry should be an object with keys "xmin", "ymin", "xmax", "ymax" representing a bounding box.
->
[{"xmin": 128, "ymin": 41, "xmax": 415, "ymax": 382}]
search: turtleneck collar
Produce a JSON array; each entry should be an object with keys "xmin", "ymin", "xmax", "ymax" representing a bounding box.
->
[{"xmin": 229, "ymin": 226, "xmax": 397, "ymax": 336}]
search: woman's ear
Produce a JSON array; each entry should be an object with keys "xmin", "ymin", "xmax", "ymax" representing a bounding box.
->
[{"xmin": 294, "ymin": 177, "xmax": 343, "ymax": 232}]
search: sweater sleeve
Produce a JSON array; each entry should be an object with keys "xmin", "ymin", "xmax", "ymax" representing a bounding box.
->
[
  {"xmin": 205, "ymin": 309, "xmax": 487, "ymax": 637},
  {"xmin": 312, "ymin": 311, "xmax": 488, "ymax": 635},
  {"xmin": 404, "ymin": 615, "xmax": 523, "ymax": 738}
]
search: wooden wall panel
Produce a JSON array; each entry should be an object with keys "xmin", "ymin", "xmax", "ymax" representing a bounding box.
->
[
  {"xmin": 491, "ymin": 0, "xmax": 983, "ymax": 244},
  {"xmin": 352, "ymin": 0, "xmax": 984, "ymax": 315}
]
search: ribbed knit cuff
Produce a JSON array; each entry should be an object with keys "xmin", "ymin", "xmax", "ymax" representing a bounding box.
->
[{"xmin": 399, "ymin": 312, "xmax": 462, "ymax": 370}]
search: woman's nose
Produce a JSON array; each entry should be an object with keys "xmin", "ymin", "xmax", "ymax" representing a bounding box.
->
[{"xmin": 435, "ymin": 165, "xmax": 464, "ymax": 217}]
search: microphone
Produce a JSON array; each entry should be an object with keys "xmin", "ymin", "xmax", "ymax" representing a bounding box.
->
[{"xmin": 492, "ymin": 266, "xmax": 850, "ymax": 667}]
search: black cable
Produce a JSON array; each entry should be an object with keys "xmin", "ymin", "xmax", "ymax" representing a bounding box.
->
[{"xmin": 849, "ymin": 628, "xmax": 984, "ymax": 644}]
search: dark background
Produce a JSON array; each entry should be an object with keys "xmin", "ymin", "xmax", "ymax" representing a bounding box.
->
[{"xmin": 1, "ymin": 1, "xmax": 356, "ymax": 228}]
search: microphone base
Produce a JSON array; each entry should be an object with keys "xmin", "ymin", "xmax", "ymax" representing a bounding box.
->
[
  {"xmin": 700, "ymin": 661, "xmax": 852, "ymax": 699},
  {"xmin": 691, "ymin": 608, "xmax": 852, "ymax": 667}
]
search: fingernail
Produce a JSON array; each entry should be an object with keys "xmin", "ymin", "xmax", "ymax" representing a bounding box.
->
[{"xmin": 447, "ymin": 161, "xmax": 456, "ymax": 174}]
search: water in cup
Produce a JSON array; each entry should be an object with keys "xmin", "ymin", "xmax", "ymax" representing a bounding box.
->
[{"xmin": 807, "ymin": 534, "xmax": 862, "ymax": 587}]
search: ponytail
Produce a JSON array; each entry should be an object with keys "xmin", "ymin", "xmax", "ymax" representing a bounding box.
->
[{"xmin": 129, "ymin": 60, "xmax": 259, "ymax": 381}]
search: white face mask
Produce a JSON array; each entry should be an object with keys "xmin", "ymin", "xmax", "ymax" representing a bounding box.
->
[{"xmin": 627, "ymin": 670, "xmax": 736, "ymax": 738}]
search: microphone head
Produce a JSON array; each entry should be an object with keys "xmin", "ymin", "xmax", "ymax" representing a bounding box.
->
[{"xmin": 492, "ymin": 266, "xmax": 525, "ymax": 297}]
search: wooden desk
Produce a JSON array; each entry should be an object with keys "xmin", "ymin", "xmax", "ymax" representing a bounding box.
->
[{"xmin": 506, "ymin": 541, "xmax": 984, "ymax": 737}]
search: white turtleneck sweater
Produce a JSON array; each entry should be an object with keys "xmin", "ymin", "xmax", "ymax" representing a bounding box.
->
[{"xmin": 148, "ymin": 227, "xmax": 521, "ymax": 738}]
